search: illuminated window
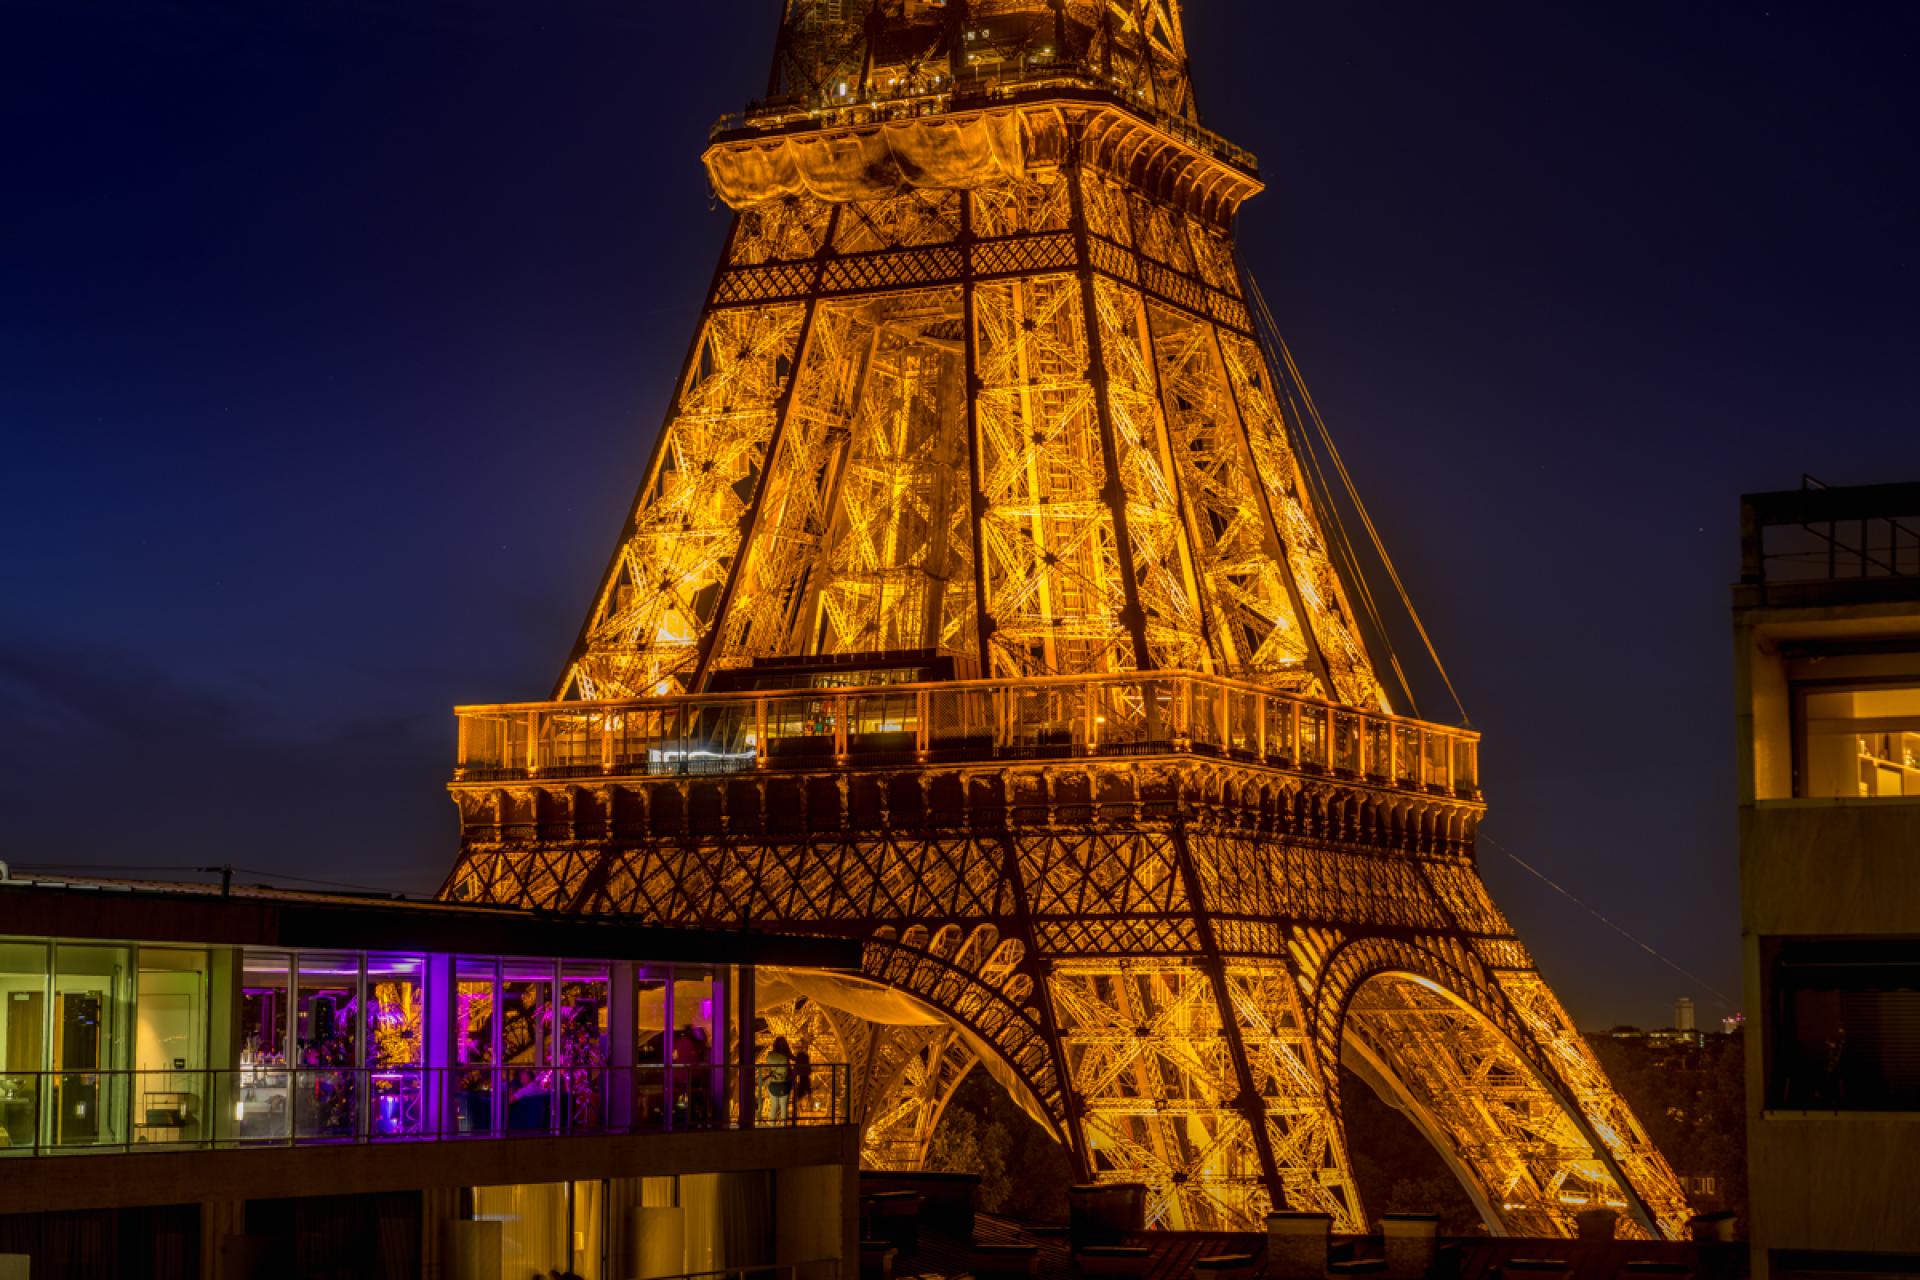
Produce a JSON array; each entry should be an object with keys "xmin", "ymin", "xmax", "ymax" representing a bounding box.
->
[{"xmin": 1798, "ymin": 680, "xmax": 1920, "ymax": 797}]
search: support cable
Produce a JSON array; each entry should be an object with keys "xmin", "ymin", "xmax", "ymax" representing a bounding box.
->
[
  {"xmin": 1245, "ymin": 278, "xmax": 1418, "ymax": 716},
  {"xmin": 1481, "ymin": 834, "xmax": 1736, "ymax": 1011},
  {"xmin": 1244, "ymin": 270, "xmax": 1472, "ymax": 727},
  {"xmin": 1275, "ymin": 354, "xmax": 1419, "ymax": 717}
]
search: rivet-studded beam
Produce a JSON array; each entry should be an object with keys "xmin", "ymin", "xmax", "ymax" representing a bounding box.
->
[{"xmin": 440, "ymin": 755, "xmax": 1692, "ymax": 1237}]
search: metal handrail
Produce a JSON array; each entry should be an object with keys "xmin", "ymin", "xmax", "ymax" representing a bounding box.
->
[
  {"xmin": 452, "ymin": 670, "xmax": 1480, "ymax": 799},
  {"xmin": 0, "ymin": 1063, "xmax": 849, "ymax": 1157}
]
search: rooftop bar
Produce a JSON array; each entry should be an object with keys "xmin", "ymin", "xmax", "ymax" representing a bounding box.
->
[
  {"xmin": 0, "ymin": 880, "xmax": 859, "ymax": 1159},
  {"xmin": 453, "ymin": 671, "xmax": 1480, "ymax": 801}
]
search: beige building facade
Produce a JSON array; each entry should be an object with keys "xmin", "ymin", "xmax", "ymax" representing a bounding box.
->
[{"xmin": 1735, "ymin": 481, "xmax": 1920, "ymax": 1279}]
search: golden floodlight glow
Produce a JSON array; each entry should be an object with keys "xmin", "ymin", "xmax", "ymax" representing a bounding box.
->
[{"xmin": 439, "ymin": 0, "xmax": 1692, "ymax": 1241}]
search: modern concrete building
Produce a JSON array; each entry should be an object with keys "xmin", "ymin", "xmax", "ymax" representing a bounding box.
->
[
  {"xmin": 1735, "ymin": 480, "xmax": 1920, "ymax": 1279},
  {"xmin": 0, "ymin": 873, "xmax": 862, "ymax": 1280}
]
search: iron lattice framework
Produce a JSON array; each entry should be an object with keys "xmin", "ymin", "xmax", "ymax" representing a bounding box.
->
[{"xmin": 439, "ymin": 0, "xmax": 1692, "ymax": 1239}]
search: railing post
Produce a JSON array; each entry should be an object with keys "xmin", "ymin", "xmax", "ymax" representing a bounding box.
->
[{"xmin": 738, "ymin": 964, "xmax": 757, "ymax": 1131}]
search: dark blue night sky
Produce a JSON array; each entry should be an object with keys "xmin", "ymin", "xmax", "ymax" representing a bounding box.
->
[{"xmin": 2, "ymin": 2, "xmax": 1914, "ymax": 1028}]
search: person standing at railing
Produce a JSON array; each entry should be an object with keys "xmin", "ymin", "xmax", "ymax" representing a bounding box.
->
[
  {"xmin": 790, "ymin": 1042, "xmax": 812, "ymax": 1121},
  {"xmin": 764, "ymin": 1037, "xmax": 792, "ymax": 1124}
]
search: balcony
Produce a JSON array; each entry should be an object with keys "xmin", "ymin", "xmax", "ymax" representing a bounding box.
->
[
  {"xmin": 709, "ymin": 60, "xmax": 1259, "ymax": 177},
  {"xmin": 1738, "ymin": 479, "xmax": 1920, "ymax": 609},
  {"xmin": 0, "ymin": 1062, "xmax": 848, "ymax": 1158},
  {"xmin": 452, "ymin": 671, "xmax": 1479, "ymax": 801}
]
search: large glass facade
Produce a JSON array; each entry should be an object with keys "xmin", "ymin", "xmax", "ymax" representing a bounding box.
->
[{"xmin": 0, "ymin": 934, "xmax": 794, "ymax": 1154}]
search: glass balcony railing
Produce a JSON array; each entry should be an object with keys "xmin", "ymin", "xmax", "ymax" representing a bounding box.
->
[
  {"xmin": 0, "ymin": 1063, "xmax": 848, "ymax": 1157},
  {"xmin": 453, "ymin": 671, "xmax": 1479, "ymax": 799}
]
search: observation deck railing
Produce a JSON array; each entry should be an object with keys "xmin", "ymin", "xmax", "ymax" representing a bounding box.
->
[
  {"xmin": 453, "ymin": 671, "xmax": 1479, "ymax": 801},
  {"xmin": 710, "ymin": 61, "xmax": 1258, "ymax": 176},
  {"xmin": 0, "ymin": 1063, "xmax": 848, "ymax": 1157}
]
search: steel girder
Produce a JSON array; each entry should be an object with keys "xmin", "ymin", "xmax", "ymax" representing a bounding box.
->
[
  {"xmin": 441, "ymin": 759, "xmax": 1691, "ymax": 1238},
  {"xmin": 560, "ymin": 157, "xmax": 1385, "ymax": 710}
]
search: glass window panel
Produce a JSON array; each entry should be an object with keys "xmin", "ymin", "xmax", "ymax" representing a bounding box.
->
[
  {"xmin": 1768, "ymin": 938, "xmax": 1920, "ymax": 1111},
  {"xmin": 293, "ymin": 953, "xmax": 359, "ymax": 1139},
  {"xmin": 502, "ymin": 960, "xmax": 555, "ymax": 1132},
  {"xmin": 136, "ymin": 948, "xmax": 207, "ymax": 1073},
  {"xmin": 366, "ymin": 953, "xmax": 425, "ymax": 1138},
  {"xmin": 0, "ymin": 940, "xmax": 49, "ymax": 1151},
  {"xmin": 53, "ymin": 943, "xmax": 132, "ymax": 1147},
  {"xmin": 671, "ymin": 967, "xmax": 722, "ymax": 1127},
  {"xmin": 240, "ymin": 952, "xmax": 291, "ymax": 1066},
  {"xmin": 473, "ymin": 1182, "xmax": 569, "ymax": 1278},
  {"xmin": 572, "ymin": 1178, "xmax": 606, "ymax": 1280},
  {"xmin": 635, "ymin": 969, "xmax": 668, "ymax": 1128},
  {"xmin": 560, "ymin": 964, "xmax": 609, "ymax": 1133},
  {"xmin": 237, "ymin": 951, "xmax": 291, "ymax": 1142},
  {"xmin": 501, "ymin": 959, "xmax": 556, "ymax": 1067},
  {"xmin": 135, "ymin": 946, "xmax": 207, "ymax": 1146},
  {"xmin": 1801, "ymin": 683, "xmax": 1920, "ymax": 798},
  {"xmin": 454, "ymin": 957, "xmax": 498, "ymax": 1135}
]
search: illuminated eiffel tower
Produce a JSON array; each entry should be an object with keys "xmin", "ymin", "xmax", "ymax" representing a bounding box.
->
[{"xmin": 440, "ymin": 0, "xmax": 1691, "ymax": 1237}]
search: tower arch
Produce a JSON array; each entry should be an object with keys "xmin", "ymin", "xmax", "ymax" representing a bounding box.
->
[
  {"xmin": 754, "ymin": 923, "xmax": 1071, "ymax": 1171},
  {"xmin": 1312, "ymin": 936, "xmax": 1679, "ymax": 1239}
]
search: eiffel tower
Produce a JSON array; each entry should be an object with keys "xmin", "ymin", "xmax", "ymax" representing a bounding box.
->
[{"xmin": 440, "ymin": 0, "xmax": 1692, "ymax": 1238}]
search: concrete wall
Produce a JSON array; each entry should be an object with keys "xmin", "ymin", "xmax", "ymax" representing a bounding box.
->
[
  {"xmin": 1741, "ymin": 809, "xmax": 1920, "ymax": 1269},
  {"xmin": 4, "ymin": 1123, "xmax": 861, "ymax": 1216},
  {"xmin": 1741, "ymin": 801, "xmax": 1920, "ymax": 936},
  {"xmin": 1737, "ymin": 597, "xmax": 1920, "ymax": 1278},
  {"xmin": 1746, "ymin": 1108, "xmax": 1920, "ymax": 1261}
]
